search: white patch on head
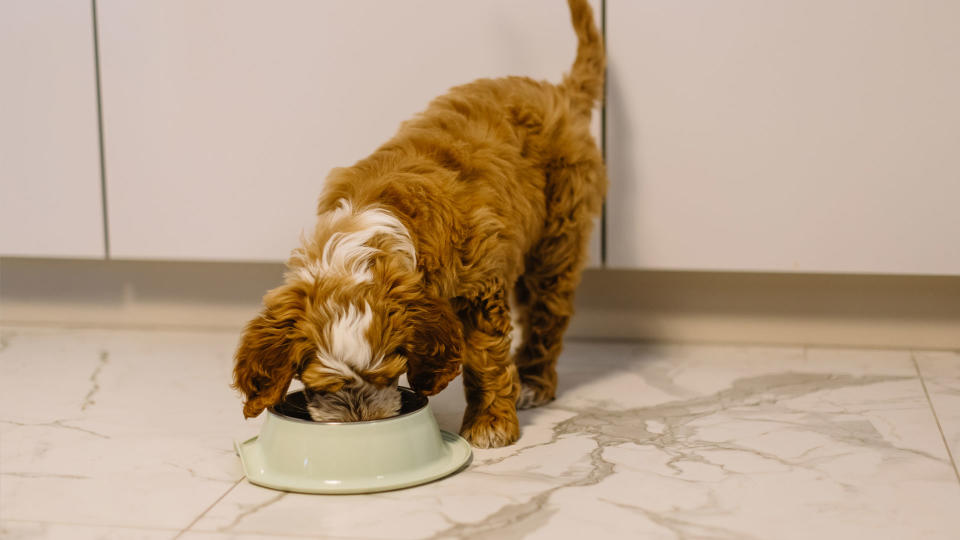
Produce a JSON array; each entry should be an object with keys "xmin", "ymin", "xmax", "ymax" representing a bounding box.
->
[
  {"xmin": 300, "ymin": 300, "xmax": 382, "ymax": 386},
  {"xmin": 290, "ymin": 199, "xmax": 414, "ymax": 423},
  {"xmin": 303, "ymin": 298, "xmax": 400, "ymax": 422},
  {"xmin": 292, "ymin": 200, "xmax": 416, "ymax": 285},
  {"xmin": 328, "ymin": 300, "xmax": 374, "ymax": 369}
]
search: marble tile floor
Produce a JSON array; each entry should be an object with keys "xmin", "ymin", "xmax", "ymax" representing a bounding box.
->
[{"xmin": 1, "ymin": 326, "xmax": 958, "ymax": 540}]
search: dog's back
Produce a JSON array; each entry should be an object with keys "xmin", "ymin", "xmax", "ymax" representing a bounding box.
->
[{"xmin": 314, "ymin": 0, "xmax": 606, "ymax": 297}]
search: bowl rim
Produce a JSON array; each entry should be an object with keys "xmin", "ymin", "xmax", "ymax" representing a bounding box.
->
[{"xmin": 266, "ymin": 386, "xmax": 428, "ymax": 426}]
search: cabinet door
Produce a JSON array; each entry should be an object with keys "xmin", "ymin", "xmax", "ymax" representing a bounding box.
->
[
  {"xmin": 99, "ymin": 0, "xmax": 601, "ymax": 264},
  {"xmin": 606, "ymin": 0, "xmax": 960, "ymax": 274},
  {"xmin": 0, "ymin": 0, "xmax": 104, "ymax": 258}
]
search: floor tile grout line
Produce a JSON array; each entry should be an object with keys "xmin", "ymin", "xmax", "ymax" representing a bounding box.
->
[
  {"xmin": 911, "ymin": 351, "xmax": 960, "ymax": 486},
  {"xmin": 172, "ymin": 477, "xmax": 244, "ymax": 540}
]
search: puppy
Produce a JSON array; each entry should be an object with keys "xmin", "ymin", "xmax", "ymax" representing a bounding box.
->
[{"xmin": 233, "ymin": 0, "xmax": 605, "ymax": 448}]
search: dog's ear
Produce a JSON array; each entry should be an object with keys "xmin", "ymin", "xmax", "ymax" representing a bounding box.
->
[
  {"xmin": 232, "ymin": 289, "xmax": 310, "ymax": 418},
  {"xmin": 404, "ymin": 292, "xmax": 464, "ymax": 396}
]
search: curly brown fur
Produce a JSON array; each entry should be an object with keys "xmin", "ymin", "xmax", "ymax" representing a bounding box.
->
[{"xmin": 233, "ymin": 0, "xmax": 605, "ymax": 448}]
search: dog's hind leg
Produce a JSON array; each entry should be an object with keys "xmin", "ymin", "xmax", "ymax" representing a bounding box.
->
[
  {"xmin": 514, "ymin": 261, "xmax": 579, "ymax": 410},
  {"xmin": 458, "ymin": 283, "xmax": 522, "ymax": 448},
  {"xmin": 515, "ymin": 160, "xmax": 605, "ymax": 409}
]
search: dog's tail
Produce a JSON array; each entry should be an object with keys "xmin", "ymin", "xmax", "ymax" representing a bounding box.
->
[{"xmin": 563, "ymin": 0, "xmax": 604, "ymax": 116}]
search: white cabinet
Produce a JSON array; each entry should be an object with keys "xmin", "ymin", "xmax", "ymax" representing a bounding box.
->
[
  {"xmin": 0, "ymin": 0, "xmax": 105, "ymax": 258},
  {"xmin": 98, "ymin": 0, "xmax": 601, "ymax": 264},
  {"xmin": 606, "ymin": 0, "xmax": 960, "ymax": 274}
]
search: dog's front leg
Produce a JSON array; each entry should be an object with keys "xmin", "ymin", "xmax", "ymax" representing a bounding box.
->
[{"xmin": 458, "ymin": 286, "xmax": 521, "ymax": 448}]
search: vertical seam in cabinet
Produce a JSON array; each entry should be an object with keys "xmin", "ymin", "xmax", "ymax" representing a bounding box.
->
[
  {"xmin": 600, "ymin": 0, "xmax": 608, "ymax": 267},
  {"xmin": 91, "ymin": 0, "xmax": 111, "ymax": 260}
]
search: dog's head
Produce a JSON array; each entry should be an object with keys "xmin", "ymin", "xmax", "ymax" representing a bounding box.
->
[{"xmin": 232, "ymin": 200, "xmax": 463, "ymax": 421}]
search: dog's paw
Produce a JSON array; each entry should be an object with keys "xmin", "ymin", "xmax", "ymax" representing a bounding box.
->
[
  {"xmin": 460, "ymin": 412, "xmax": 519, "ymax": 449},
  {"xmin": 516, "ymin": 383, "xmax": 554, "ymax": 410}
]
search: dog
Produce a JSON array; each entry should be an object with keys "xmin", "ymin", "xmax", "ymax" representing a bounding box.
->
[{"xmin": 233, "ymin": 0, "xmax": 605, "ymax": 448}]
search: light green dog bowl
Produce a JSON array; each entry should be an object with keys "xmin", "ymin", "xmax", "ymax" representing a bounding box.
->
[{"xmin": 235, "ymin": 387, "xmax": 471, "ymax": 494}]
